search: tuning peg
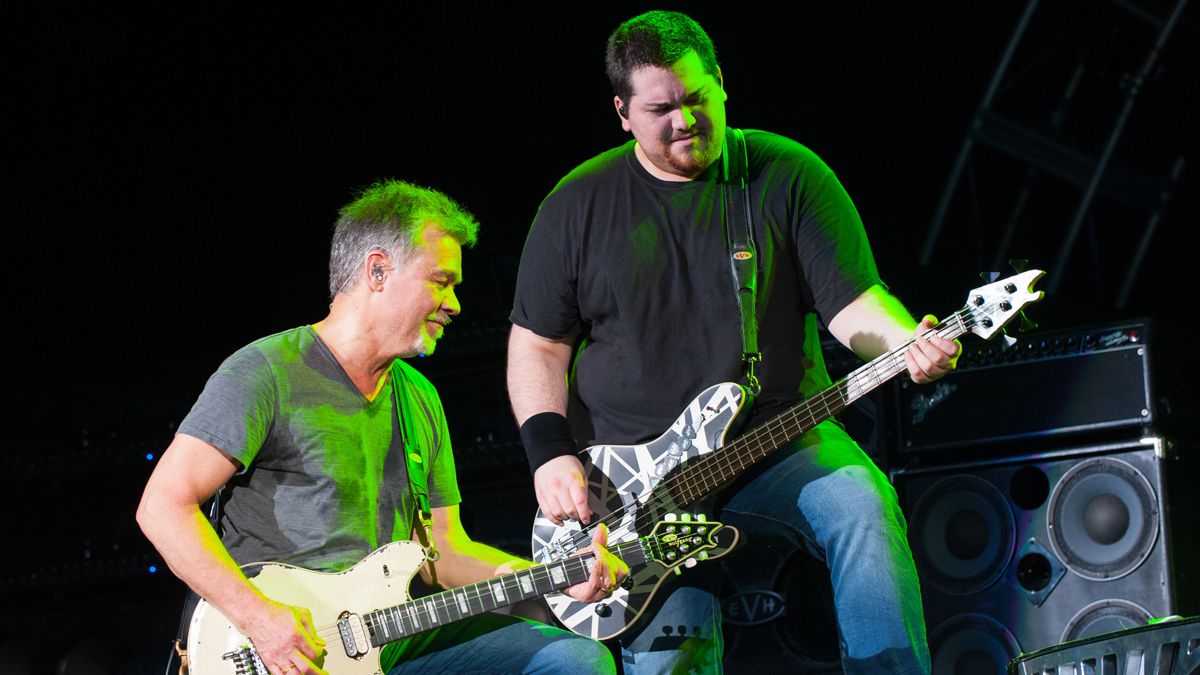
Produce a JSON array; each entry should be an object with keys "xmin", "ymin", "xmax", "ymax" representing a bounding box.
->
[
  {"xmin": 665, "ymin": 513, "xmax": 678, "ymax": 522},
  {"xmin": 684, "ymin": 558, "xmax": 698, "ymax": 568},
  {"xmin": 1019, "ymin": 312, "xmax": 1038, "ymax": 332},
  {"xmin": 980, "ymin": 271, "xmax": 1001, "ymax": 283},
  {"xmin": 696, "ymin": 514, "xmax": 707, "ymax": 522},
  {"xmin": 1002, "ymin": 334, "xmax": 1018, "ymax": 349},
  {"xmin": 1009, "ymin": 258, "xmax": 1029, "ymax": 273},
  {"xmin": 680, "ymin": 514, "xmax": 692, "ymax": 522},
  {"xmin": 673, "ymin": 567, "xmax": 682, "ymax": 576}
]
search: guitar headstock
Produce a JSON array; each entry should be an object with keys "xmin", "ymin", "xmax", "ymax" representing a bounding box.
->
[
  {"xmin": 644, "ymin": 514, "xmax": 739, "ymax": 573},
  {"xmin": 963, "ymin": 269, "xmax": 1045, "ymax": 340}
]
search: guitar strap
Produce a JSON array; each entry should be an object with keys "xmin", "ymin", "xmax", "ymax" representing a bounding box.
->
[
  {"xmin": 390, "ymin": 361, "xmax": 441, "ymax": 562},
  {"xmin": 722, "ymin": 128, "xmax": 762, "ymax": 396}
]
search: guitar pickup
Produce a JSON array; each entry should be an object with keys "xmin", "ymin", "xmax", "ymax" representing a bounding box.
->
[{"xmin": 337, "ymin": 612, "xmax": 370, "ymax": 659}]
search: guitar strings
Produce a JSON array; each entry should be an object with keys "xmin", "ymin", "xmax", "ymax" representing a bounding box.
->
[
  {"xmin": 665, "ymin": 308, "xmax": 974, "ymax": 506},
  {"xmin": 554, "ymin": 300, "xmax": 995, "ymax": 556},
  {"xmin": 299, "ymin": 540, "xmax": 639, "ymax": 645},
  {"xmin": 227, "ymin": 293, "xmax": 1021, "ymax": 647}
]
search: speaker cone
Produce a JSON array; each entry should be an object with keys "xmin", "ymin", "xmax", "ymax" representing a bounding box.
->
[
  {"xmin": 1047, "ymin": 457, "xmax": 1158, "ymax": 580},
  {"xmin": 720, "ymin": 541, "xmax": 842, "ymax": 672},
  {"xmin": 910, "ymin": 475, "xmax": 1015, "ymax": 595},
  {"xmin": 929, "ymin": 614, "xmax": 1021, "ymax": 675},
  {"xmin": 1061, "ymin": 598, "xmax": 1153, "ymax": 643}
]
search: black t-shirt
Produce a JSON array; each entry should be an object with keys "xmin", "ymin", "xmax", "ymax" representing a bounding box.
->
[{"xmin": 511, "ymin": 130, "xmax": 881, "ymax": 446}]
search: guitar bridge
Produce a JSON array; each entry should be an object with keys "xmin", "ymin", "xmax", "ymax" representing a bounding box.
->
[
  {"xmin": 544, "ymin": 540, "xmax": 571, "ymax": 562},
  {"xmin": 546, "ymin": 527, "xmax": 593, "ymax": 561},
  {"xmin": 221, "ymin": 645, "xmax": 267, "ymax": 674}
]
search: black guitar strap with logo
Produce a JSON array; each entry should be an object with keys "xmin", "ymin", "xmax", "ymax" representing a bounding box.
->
[{"xmin": 722, "ymin": 128, "xmax": 762, "ymax": 396}]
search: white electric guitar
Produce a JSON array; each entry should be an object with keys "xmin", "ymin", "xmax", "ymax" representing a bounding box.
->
[
  {"xmin": 531, "ymin": 269, "xmax": 1046, "ymax": 639},
  {"xmin": 187, "ymin": 517, "xmax": 738, "ymax": 674}
]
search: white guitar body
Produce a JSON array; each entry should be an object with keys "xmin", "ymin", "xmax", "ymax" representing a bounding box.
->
[
  {"xmin": 184, "ymin": 519, "xmax": 737, "ymax": 673},
  {"xmin": 188, "ymin": 542, "xmax": 425, "ymax": 674}
]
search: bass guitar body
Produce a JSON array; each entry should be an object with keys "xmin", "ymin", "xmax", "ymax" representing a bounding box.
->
[{"xmin": 532, "ymin": 382, "xmax": 748, "ymax": 640}]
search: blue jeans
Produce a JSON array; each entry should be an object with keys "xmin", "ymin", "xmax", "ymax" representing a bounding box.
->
[
  {"xmin": 384, "ymin": 612, "xmax": 614, "ymax": 674},
  {"xmin": 618, "ymin": 420, "xmax": 930, "ymax": 674}
]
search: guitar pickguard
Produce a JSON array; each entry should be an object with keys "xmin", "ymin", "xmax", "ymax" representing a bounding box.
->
[{"xmin": 531, "ymin": 382, "xmax": 747, "ymax": 640}]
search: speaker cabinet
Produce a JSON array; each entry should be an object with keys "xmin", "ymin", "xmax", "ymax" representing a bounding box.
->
[
  {"xmin": 892, "ymin": 437, "xmax": 1199, "ymax": 674},
  {"xmin": 720, "ymin": 521, "xmax": 842, "ymax": 673}
]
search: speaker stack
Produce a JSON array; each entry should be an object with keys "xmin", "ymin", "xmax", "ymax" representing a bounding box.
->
[{"xmin": 890, "ymin": 320, "xmax": 1199, "ymax": 674}]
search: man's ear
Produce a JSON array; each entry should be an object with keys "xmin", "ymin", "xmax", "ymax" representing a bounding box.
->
[
  {"xmin": 614, "ymin": 96, "xmax": 632, "ymax": 132},
  {"xmin": 365, "ymin": 249, "xmax": 390, "ymax": 290}
]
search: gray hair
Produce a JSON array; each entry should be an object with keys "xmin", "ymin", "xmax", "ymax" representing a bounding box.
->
[{"xmin": 328, "ymin": 179, "xmax": 479, "ymax": 298}]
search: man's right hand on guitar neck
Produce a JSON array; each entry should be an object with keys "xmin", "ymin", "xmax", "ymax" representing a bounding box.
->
[{"xmin": 534, "ymin": 454, "xmax": 593, "ymax": 525}]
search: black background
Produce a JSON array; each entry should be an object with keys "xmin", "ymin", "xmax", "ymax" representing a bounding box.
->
[{"xmin": 4, "ymin": 2, "xmax": 1198, "ymax": 671}]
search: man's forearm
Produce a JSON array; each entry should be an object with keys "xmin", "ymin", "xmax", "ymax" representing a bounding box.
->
[
  {"xmin": 827, "ymin": 284, "xmax": 919, "ymax": 360},
  {"xmin": 137, "ymin": 495, "xmax": 268, "ymax": 630}
]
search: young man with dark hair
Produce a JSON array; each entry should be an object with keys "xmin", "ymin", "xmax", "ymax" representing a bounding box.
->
[{"xmin": 509, "ymin": 11, "xmax": 957, "ymax": 674}]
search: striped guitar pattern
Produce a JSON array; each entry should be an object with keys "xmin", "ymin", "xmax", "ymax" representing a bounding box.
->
[{"xmin": 532, "ymin": 269, "xmax": 1045, "ymax": 639}]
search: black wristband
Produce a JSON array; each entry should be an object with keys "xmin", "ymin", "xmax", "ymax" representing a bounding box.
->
[{"xmin": 520, "ymin": 412, "xmax": 577, "ymax": 474}]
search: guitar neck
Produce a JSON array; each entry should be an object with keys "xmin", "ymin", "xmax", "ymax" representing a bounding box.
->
[
  {"xmin": 838, "ymin": 311, "xmax": 970, "ymax": 407},
  {"xmin": 672, "ymin": 310, "xmax": 972, "ymax": 503},
  {"xmin": 362, "ymin": 538, "xmax": 647, "ymax": 646}
]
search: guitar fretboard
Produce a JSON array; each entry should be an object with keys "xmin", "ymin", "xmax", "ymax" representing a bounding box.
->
[
  {"xmin": 670, "ymin": 311, "xmax": 973, "ymax": 504},
  {"xmin": 363, "ymin": 538, "xmax": 649, "ymax": 645}
]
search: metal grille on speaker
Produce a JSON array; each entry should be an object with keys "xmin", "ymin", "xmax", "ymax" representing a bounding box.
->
[
  {"xmin": 910, "ymin": 475, "xmax": 1015, "ymax": 595},
  {"xmin": 1047, "ymin": 457, "xmax": 1159, "ymax": 580}
]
